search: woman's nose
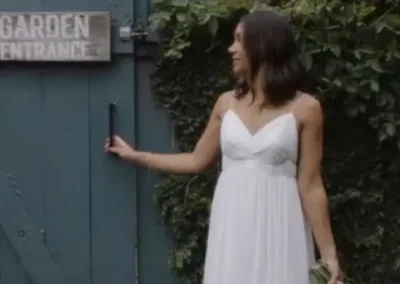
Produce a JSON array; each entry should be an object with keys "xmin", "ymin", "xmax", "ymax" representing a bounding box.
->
[{"xmin": 228, "ymin": 44, "xmax": 235, "ymax": 54}]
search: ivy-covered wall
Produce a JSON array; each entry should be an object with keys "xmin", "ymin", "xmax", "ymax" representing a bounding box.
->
[{"xmin": 148, "ymin": 0, "xmax": 400, "ymax": 283}]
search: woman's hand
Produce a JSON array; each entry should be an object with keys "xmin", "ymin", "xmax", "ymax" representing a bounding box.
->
[
  {"xmin": 324, "ymin": 256, "xmax": 342, "ymax": 284},
  {"xmin": 104, "ymin": 135, "xmax": 136, "ymax": 161}
]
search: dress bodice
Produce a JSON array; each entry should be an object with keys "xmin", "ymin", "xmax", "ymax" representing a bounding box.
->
[{"xmin": 220, "ymin": 109, "xmax": 299, "ymax": 177}]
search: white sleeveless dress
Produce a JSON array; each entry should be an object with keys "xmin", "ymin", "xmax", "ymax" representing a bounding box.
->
[{"xmin": 203, "ymin": 98, "xmax": 315, "ymax": 284}]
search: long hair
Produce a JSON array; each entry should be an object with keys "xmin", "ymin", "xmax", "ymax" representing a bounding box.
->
[{"xmin": 235, "ymin": 11, "xmax": 305, "ymax": 106}]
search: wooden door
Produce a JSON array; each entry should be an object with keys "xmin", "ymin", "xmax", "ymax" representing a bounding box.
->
[{"xmin": 0, "ymin": 0, "xmax": 136, "ymax": 284}]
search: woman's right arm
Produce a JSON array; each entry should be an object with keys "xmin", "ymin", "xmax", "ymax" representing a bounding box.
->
[{"xmin": 106, "ymin": 91, "xmax": 231, "ymax": 174}]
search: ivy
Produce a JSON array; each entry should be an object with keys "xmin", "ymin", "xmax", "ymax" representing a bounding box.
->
[{"xmin": 149, "ymin": 0, "xmax": 400, "ymax": 283}]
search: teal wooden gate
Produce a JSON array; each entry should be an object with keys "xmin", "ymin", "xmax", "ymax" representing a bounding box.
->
[{"xmin": 0, "ymin": 0, "xmax": 177, "ymax": 283}]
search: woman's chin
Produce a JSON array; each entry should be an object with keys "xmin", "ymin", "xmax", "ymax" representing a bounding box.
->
[{"xmin": 232, "ymin": 68, "xmax": 245, "ymax": 79}]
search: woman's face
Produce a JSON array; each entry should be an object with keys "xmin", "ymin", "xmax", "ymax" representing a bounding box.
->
[{"xmin": 228, "ymin": 23, "xmax": 249, "ymax": 78}]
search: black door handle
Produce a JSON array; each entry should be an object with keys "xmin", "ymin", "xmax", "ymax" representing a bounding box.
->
[{"xmin": 109, "ymin": 102, "xmax": 117, "ymax": 146}]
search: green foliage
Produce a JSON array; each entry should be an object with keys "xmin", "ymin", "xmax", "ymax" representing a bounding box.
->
[{"xmin": 149, "ymin": 0, "xmax": 400, "ymax": 283}]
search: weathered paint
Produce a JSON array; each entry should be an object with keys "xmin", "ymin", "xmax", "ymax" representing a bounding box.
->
[
  {"xmin": 0, "ymin": 12, "xmax": 110, "ymax": 61},
  {"xmin": 0, "ymin": 175, "xmax": 64, "ymax": 284}
]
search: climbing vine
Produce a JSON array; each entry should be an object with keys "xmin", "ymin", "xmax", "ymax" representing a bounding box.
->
[{"xmin": 149, "ymin": 0, "xmax": 400, "ymax": 283}]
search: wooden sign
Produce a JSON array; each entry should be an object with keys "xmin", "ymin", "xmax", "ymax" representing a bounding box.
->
[{"xmin": 0, "ymin": 12, "xmax": 111, "ymax": 62}]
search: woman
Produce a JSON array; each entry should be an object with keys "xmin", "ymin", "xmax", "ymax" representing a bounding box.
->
[{"xmin": 105, "ymin": 10, "xmax": 341, "ymax": 284}]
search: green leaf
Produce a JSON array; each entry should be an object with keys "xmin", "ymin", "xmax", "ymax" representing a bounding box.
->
[
  {"xmin": 359, "ymin": 48, "xmax": 374, "ymax": 54},
  {"xmin": 383, "ymin": 14, "xmax": 400, "ymax": 28},
  {"xmin": 346, "ymin": 85, "xmax": 358, "ymax": 93},
  {"xmin": 148, "ymin": 17, "xmax": 165, "ymax": 30},
  {"xmin": 176, "ymin": 13, "xmax": 187, "ymax": 22},
  {"xmin": 353, "ymin": 50, "xmax": 362, "ymax": 60},
  {"xmin": 171, "ymin": 0, "xmax": 189, "ymax": 7},
  {"xmin": 376, "ymin": 93, "xmax": 386, "ymax": 106},
  {"xmin": 330, "ymin": 45, "xmax": 341, "ymax": 57},
  {"xmin": 300, "ymin": 53, "xmax": 313, "ymax": 70},
  {"xmin": 367, "ymin": 59, "xmax": 384, "ymax": 73},
  {"xmin": 325, "ymin": 60, "xmax": 338, "ymax": 76},
  {"xmin": 385, "ymin": 123, "xmax": 396, "ymax": 137},
  {"xmin": 159, "ymin": 11, "xmax": 172, "ymax": 21},
  {"xmin": 332, "ymin": 78, "xmax": 343, "ymax": 87},
  {"xmin": 208, "ymin": 16, "xmax": 219, "ymax": 36},
  {"xmin": 358, "ymin": 5, "xmax": 376, "ymax": 18},
  {"xmin": 378, "ymin": 129, "xmax": 387, "ymax": 142},
  {"xmin": 375, "ymin": 22, "xmax": 386, "ymax": 33},
  {"xmin": 369, "ymin": 80, "xmax": 380, "ymax": 92}
]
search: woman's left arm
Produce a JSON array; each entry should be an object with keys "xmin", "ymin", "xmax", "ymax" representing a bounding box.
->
[{"xmin": 297, "ymin": 97, "xmax": 337, "ymax": 262}]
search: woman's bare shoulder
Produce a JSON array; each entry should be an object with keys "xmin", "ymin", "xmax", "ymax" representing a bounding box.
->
[
  {"xmin": 214, "ymin": 90, "xmax": 236, "ymax": 118},
  {"xmin": 296, "ymin": 92, "xmax": 323, "ymax": 125}
]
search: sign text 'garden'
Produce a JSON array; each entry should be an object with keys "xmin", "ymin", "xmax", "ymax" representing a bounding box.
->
[{"xmin": 0, "ymin": 12, "xmax": 111, "ymax": 61}]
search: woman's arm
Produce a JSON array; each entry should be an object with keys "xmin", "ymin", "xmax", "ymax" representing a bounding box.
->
[
  {"xmin": 106, "ymin": 91, "xmax": 232, "ymax": 174},
  {"xmin": 296, "ymin": 96, "xmax": 337, "ymax": 260}
]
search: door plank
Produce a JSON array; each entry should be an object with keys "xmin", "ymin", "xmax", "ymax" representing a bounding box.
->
[
  {"xmin": 89, "ymin": 58, "xmax": 136, "ymax": 284},
  {"xmin": 135, "ymin": 62, "xmax": 179, "ymax": 284},
  {"xmin": 0, "ymin": 175, "xmax": 65, "ymax": 284},
  {"xmin": 0, "ymin": 66, "xmax": 49, "ymax": 284},
  {"xmin": 42, "ymin": 66, "xmax": 91, "ymax": 284}
]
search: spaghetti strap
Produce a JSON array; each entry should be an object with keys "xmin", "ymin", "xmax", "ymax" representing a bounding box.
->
[
  {"xmin": 224, "ymin": 91, "xmax": 236, "ymax": 114},
  {"xmin": 291, "ymin": 93, "xmax": 304, "ymax": 113},
  {"xmin": 221, "ymin": 91, "xmax": 236, "ymax": 119}
]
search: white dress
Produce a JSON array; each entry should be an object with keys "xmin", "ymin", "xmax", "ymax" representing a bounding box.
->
[{"xmin": 203, "ymin": 98, "xmax": 315, "ymax": 284}]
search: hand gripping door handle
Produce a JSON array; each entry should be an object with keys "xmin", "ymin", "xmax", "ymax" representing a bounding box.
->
[{"xmin": 109, "ymin": 102, "xmax": 117, "ymax": 147}]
